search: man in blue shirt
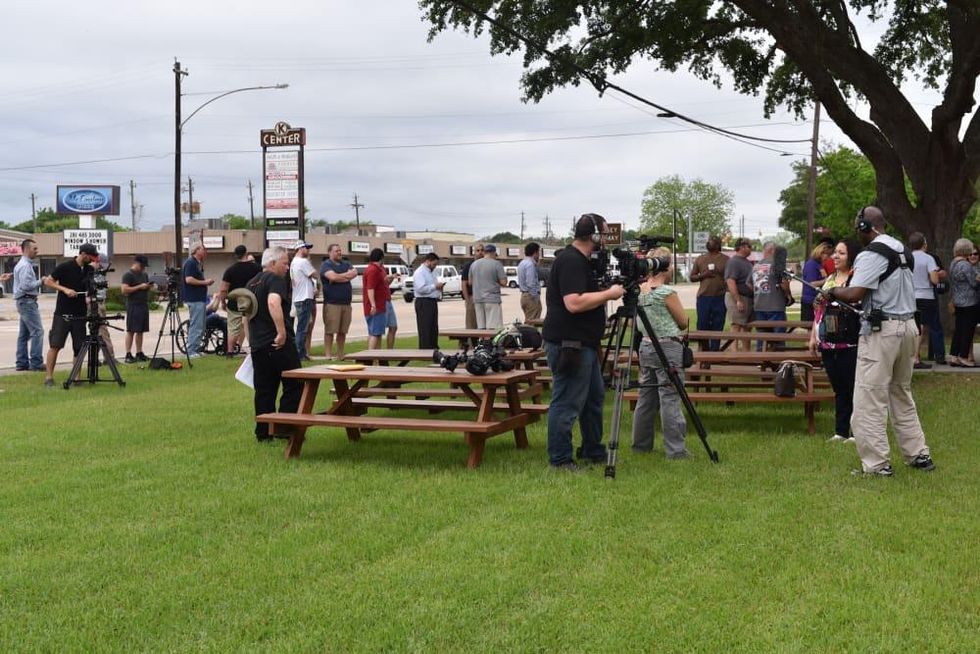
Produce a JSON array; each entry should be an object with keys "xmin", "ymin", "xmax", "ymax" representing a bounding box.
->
[
  {"xmin": 182, "ymin": 244, "xmax": 214, "ymax": 358},
  {"xmin": 320, "ymin": 243, "xmax": 357, "ymax": 360},
  {"xmin": 412, "ymin": 253, "xmax": 445, "ymax": 348},
  {"xmin": 13, "ymin": 239, "xmax": 44, "ymax": 371},
  {"xmin": 517, "ymin": 242, "xmax": 542, "ymax": 322}
]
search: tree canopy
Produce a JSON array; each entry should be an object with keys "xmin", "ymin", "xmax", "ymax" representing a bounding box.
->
[
  {"xmin": 8, "ymin": 207, "xmax": 130, "ymax": 234},
  {"xmin": 638, "ymin": 175, "xmax": 734, "ymax": 251},
  {"xmin": 420, "ymin": 1, "xmax": 980, "ymax": 254},
  {"xmin": 482, "ymin": 231, "xmax": 522, "ymax": 242}
]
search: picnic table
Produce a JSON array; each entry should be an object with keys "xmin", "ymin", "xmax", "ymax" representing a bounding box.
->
[
  {"xmin": 439, "ymin": 328, "xmax": 498, "ymax": 343},
  {"xmin": 747, "ymin": 319, "xmax": 813, "ymax": 332},
  {"xmin": 622, "ymin": 348, "xmax": 832, "ymax": 434},
  {"xmin": 688, "ymin": 329, "xmax": 810, "ymax": 351},
  {"xmin": 256, "ymin": 365, "xmax": 544, "ymax": 468}
]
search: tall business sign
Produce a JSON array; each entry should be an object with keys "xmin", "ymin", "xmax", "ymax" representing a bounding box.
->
[
  {"xmin": 56, "ymin": 185, "xmax": 121, "ymax": 215},
  {"xmin": 261, "ymin": 122, "xmax": 305, "ymax": 248}
]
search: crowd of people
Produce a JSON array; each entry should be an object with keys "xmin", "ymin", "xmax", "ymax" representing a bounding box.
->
[{"xmin": 4, "ymin": 214, "xmax": 977, "ymax": 473}]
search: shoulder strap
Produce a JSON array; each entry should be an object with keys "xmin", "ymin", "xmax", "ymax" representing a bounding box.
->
[{"xmin": 864, "ymin": 242, "xmax": 915, "ymax": 283}]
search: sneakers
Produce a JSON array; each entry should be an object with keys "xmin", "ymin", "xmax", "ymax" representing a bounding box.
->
[
  {"xmin": 912, "ymin": 361, "xmax": 932, "ymax": 370},
  {"xmin": 909, "ymin": 453, "xmax": 936, "ymax": 472},
  {"xmin": 851, "ymin": 464, "xmax": 894, "ymax": 477},
  {"xmin": 124, "ymin": 353, "xmax": 136, "ymax": 364},
  {"xmin": 136, "ymin": 352, "xmax": 148, "ymax": 362},
  {"xmin": 828, "ymin": 434, "xmax": 854, "ymax": 443}
]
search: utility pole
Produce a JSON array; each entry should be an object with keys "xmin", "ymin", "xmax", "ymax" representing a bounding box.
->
[
  {"xmin": 129, "ymin": 180, "xmax": 137, "ymax": 230},
  {"xmin": 805, "ymin": 102, "xmax": 822, "ymax": 257},
  {"xmin": 740, "ymin": 214, "xmax": 745, "ymax": 239},
  {"xmin": 174, "ymin": 60, "xmax": 188, "ymax": 264},
  {"xmin": 30, "ymin": 193, "xmax": 37, "ymax": 234},
  {"xmin": 672, "ymin": 207, "xmax": 679, "ymax": 283},
  {"xmin": 247, "ymin": 180, "xmax": 256, "ymax": 228},
  {"xmin": 520, "ymin": 211, "xmax": 526, "ymax": 241},
  {"xmin": 350, "ymin": 193, "xmax": 365, "ymax": 235},
  {"xmin": 543, "ymin": 214, "xmax": 552, "ymax": 240}
]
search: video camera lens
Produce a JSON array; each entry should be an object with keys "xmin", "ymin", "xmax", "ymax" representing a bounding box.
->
[{"xmin": 432, "ymin": 349, "xmax": 462, "ymax": 372}]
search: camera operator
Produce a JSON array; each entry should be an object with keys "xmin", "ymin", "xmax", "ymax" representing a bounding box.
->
[
  {"xmin": 182, "ymin": 244, "xmax": 214, "ymax": 359},
  {"xmin": 248, "ymin": 246, "xmax": 302, "ymax": 442},
  {"xmin": 828, "ymin": 206, "xmax": 934, "ymax": 476},
  {"xmin": 631, "ymin": 248, "xmax": 691, "ymax": 459},
  {"xmin": 121, "ymin": 255, "xmax": 152, "ymax": 363},
  {"xmin": 42, "ymin": 243, "xmax": 99, "ymax": 388},
  {"xmin": 542, "ymin": 213, "xmax": 624, "ymax": 471}
]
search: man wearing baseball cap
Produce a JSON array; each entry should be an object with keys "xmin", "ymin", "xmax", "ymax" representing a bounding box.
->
[
  {"xmin": 42, "ymin": 243, "xmax": 99, "ymax": 387},
  {"xmin": 724, "ymin": 237, "xmax": 755, "ymax": 351},
  {"xmin": 121, "ymin": 254, "xmax": 152, "ymax": 363},
  {"xmin": 289, "ymin": 240, "xmax": 318, "ymax": 361}
]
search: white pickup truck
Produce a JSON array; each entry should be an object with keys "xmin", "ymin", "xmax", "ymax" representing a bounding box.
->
[{"xmin": 403, "ymin": 264, "xmax": 463, "ymax": 302}]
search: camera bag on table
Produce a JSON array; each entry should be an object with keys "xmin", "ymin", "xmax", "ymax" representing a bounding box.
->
[{"xmin": 773, "ymin": 360, "xmax": 813, "ymax": 398}]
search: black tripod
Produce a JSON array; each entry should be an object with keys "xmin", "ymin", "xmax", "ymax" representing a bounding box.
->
[
  {"xmin": 601, "ymin": 289, "xmax": 719, "ymax": 478},
  {"xmin": 150, "ymin": 291, "xmax": 192, "ymax": 369},
  {"xmin": 63, "ymin": 308, "xmax": 126, "ymax": 389}
]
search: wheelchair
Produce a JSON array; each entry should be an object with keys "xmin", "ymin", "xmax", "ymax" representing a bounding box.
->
[{"xmin": 176, "ymin": 315, "xmax": 227, "ymax": 355}]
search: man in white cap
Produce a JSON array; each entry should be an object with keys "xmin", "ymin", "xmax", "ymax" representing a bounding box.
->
[{"xmin": 289, "ymin": 240, "xmax": 317, "ymax": 361}]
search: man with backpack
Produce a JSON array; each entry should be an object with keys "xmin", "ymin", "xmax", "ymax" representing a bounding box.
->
[{"xmin": 828, "ymin": 206, "xmax": 935, "ymax": 477}]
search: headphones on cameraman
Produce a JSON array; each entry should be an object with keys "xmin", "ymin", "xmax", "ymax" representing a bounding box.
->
[
  {"xmin": 857, "ymin": 206, "xmax": 880, "ymax": 234},
  {"xmin": 579, "ymin": 213, "xmax": 604, "ymax": 245}
]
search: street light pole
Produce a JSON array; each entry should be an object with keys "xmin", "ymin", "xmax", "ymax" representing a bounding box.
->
[{"xmin": 173, "ymin": 61, "xmax": 287, "ymax": 266}]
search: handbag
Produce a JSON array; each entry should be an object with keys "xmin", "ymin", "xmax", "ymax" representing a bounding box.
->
[
  {"xmin": 773, "ymin": 360, "xmax": 813, "ymax": 397},
  {"xmin": 681, "ymin": 342, "xmax": 695, "ymax": 369}
]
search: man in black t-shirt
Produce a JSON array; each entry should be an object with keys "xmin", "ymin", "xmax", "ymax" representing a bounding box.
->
[
  {"xmin": 216, "ymin": 245, "xmax": 262, "ymax": 355},
  {"xmin": 247, "ymin": 246, "xmax": 302, "ymax": 442},
  {"xmin": 121, "ymin": 255, "xmax": 152, "ymax": 363},
  {"xmin": 43, "ymin": 243, "xmax": 100, "ymax": 387},
  {"xmin": 542, "ymin": 214, "xmax": 624, "ymax": 470}
]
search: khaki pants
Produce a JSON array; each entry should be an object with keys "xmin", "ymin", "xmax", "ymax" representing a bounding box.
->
[
  {"xmin": 851, "ymin": 319, "xmax": 930, "ymax": 472},
  {"xmin": 520, "ymin": 293, "xmax": 542, "ymax": 321}
]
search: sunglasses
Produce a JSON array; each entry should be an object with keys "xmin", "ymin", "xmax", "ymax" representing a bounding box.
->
[{"xmin": 971, "ymin": 252, "xmax": 979, "ymax": 257}]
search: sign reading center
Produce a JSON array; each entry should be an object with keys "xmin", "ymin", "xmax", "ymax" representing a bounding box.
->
[{"xmin": 261, "ymin": 121, "xmax": 306, "ymax": 247}]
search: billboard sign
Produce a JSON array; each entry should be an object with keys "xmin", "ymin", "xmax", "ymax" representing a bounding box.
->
[
  {"xmin": 63, "ymin": 229, "xmax": 111, "ymax": 257},
  {"xmin": 262, "ymin": 122, "xmax": 305, "ymax": 247},
  {"xmin": 349, "ymin": 241, "xmax": 370, "ymax": 253},
  {"xmin": 542, "ymin": 248, "xmax": 556, "ymax": 259},
  {"xmin": 507, "ymin": 247, "xmax": 521, "ymax": 257},
  {"xmin": 417, "ymin": 244, "xmax": 434, "ymax": 255},
  {"xmin": 451, "ymin": 245, "xmax": 467, "ymax": 255},
  {"xmin": 56, "ymin": 186, "xmax": 121, "ymax": 215},
  {"xmin": 260, "ymin": 121, "xmax": 306, "ymax": 147}
]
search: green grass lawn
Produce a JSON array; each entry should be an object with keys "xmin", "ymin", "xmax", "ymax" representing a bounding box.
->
[{"xmin": 1, "ymin": 338, "xmax": 977, "ymax": 651}]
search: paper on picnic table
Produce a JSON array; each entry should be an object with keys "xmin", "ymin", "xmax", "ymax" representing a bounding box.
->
[{"xmin": 325, "ymin": 364, "xmax": 365, "ymax": 371}]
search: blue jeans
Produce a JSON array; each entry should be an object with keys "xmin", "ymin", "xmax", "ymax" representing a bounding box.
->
[
  {"xmin": 544, "ymin": 341, "xmax": 606, "ymax": 465},
  {"xmin": 16, "ymin": 297, "xmax": 44, "ymax": 369},
  {"xmin": 753, "ymin": 309, "xmax": 786, "ymax": 351},
  {"xmin": 293, "ymin": 299, "xmax": 314, "ymax": 358},
  {"xmin": 187, "ymin": 301, "xmax": 206, "ymax": 356},
  {"xmin": 695, "ymin": 295, "xmax": 726, "ymax": 351}
]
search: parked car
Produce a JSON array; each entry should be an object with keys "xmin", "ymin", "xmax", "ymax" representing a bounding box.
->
[
  {"xmin": 350, "ymin": 263, "xmax": 409, "ymax": 295},
  {"xmin": 403, "ymin": 264, "xmax": 463, "ymax": 302},
  {"xmin": 504, "ymin": 266, "xmax": 519, "ymax": 288}
]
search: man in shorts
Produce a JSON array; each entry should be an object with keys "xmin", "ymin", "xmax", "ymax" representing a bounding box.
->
[
  {"xmin": 724, "ymin": 237, "xmax": 754, "ymax": 351},
  {"xmin": 362, "ymin": 248, "xmax": 398, "ymax": 349},
  {"xmin": 320, "ymin": 243, "xmax": 357, "ymax": 360},
  {"xmin": 217, "ymin": 245, "xmax": 262, "ymax": 355},
  {"xmin": 121, "ymin": 255, "xmax": 152, "ymax": 363},
  {"xmin": 43, "ymin": 243, "xmax": 99, "ymax": 387}
]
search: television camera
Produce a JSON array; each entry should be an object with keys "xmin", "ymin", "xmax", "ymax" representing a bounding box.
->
[
  {"xmin": 432, "ymin": 322, "xmax": 540, "ymax": 375},
  {"xmin": 592, "ymin": 234, "xmax": 673, "ymax": 295},
  {"xmin": 84, "ymin": 264, "xmax": 114, "ymax": 305}
]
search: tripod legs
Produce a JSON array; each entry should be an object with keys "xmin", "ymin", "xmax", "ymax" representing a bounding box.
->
[
  {"xmin": 151, "ymin": 298, "xmax": 192, "ymax": 368},
  {"xmin": 63, "ymin": 334, "xmax": 125, "ymax": 389}
]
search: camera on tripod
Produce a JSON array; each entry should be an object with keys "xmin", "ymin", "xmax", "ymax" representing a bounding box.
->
[
  {"xmin": 592, "ymin": 234, "xmax": 673, "ymax": 290},
  {"xmin": 149, "ymin": 267, "xmax": 181, "ymax": 299},
  {"xmin": 85, "ymin": 265, "xmax": 114, "ymax": 305}
]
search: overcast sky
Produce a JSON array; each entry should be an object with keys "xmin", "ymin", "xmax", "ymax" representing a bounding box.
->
[{"xmin": 0, "ymin": 1, "xmax": 951, "ymax": 241}]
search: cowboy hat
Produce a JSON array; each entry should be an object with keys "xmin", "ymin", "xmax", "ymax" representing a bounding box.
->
[{"xmin": 226, "ymin": 287, "xmax": 259, "ymax": 319}]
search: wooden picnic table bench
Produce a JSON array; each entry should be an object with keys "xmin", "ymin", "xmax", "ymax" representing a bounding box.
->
[
  {"xmin": 747, "ymin": 319, "xmax": 813, "ymax": 332},
  {"xmin": 257, "ymin": 365, "xmax": 542, "ymax": 469},
  {"xmin": 688, "ymin": 330, "xmax": 810, "ymax": 351}
]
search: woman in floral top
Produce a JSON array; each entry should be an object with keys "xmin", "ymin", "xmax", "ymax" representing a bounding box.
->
[
  {"xmin": 808, "ymin": 239, "xmax": 862, "ymax": 443},
  {"xmin": 631, "ymin": 247, "xmax": 691, "ymax": 459}
]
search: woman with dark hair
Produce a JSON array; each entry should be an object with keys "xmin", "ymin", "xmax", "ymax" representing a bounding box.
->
[
  {"xmin": 949, "ymin": 238, "xmax": 979, "ymax": 367},
  {"xmin": 808, "ymin": 239, "xmax": 862, "ymax": 442},
  {"xmin": 801, "ymin": 242, "xmax": 831, "ymax": 322}
]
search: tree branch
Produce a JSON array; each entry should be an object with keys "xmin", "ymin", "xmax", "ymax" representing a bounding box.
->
[{"xmin": 933, "ymin": 3, "xmax": 980, "ymax": 132}]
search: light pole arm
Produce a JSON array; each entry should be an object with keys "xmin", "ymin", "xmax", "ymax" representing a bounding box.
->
[{"xmin": 180, "ymin": 84, "xmax": 288, "ymax": 131}]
